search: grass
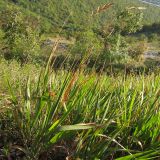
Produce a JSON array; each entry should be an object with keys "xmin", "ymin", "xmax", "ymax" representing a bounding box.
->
[{"xmin": 0, "ymin": 57, "xmax": 160, "ymax": 160}]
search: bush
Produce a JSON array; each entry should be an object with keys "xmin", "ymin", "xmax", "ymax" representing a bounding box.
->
[
  {"xmin": 128, "ymin": 41, "xmax": 148, "ymax": 62},
  {"xmin": 71, "ymin": 29, "xmax": 102, "ymax": 56}
]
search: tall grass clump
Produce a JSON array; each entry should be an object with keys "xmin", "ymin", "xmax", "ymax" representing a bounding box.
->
[{"xmin": 0, "ymin": 53, "xmax": 160, "ymax": 159}]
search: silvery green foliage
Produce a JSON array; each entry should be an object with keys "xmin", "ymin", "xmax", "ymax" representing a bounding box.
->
[{"xmin": 103, "ymin": 8, "xmax": 144, "ymax": 63}]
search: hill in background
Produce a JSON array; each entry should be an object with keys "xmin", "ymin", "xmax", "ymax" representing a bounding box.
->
[{"xmin": 1, "ymin": 0, "xmax": 160, "ymax": 36}]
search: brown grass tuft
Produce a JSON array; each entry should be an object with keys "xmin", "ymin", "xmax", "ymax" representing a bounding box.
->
[
  {"xmin": 91, "ymin": 3, "xmax": 113, "ymax": 16},
  {"xmin": 61, "ymin": 72, "xmax": 78, "ymax": 105}
]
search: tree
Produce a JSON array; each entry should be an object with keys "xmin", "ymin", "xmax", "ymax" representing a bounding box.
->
[
  {"xmin": 0, "ymin": 5, "xmax": 41, "ymax": 63},
  {"xmin": 102, "ymin": 7, "xmax": 144, "ymax": 63}
]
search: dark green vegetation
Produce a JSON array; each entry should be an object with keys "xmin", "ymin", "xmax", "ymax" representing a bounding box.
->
[
  {"xmin": 1, "ymin": 0, "xmax": 160, "ymax": 35},
  {"xmin": 0, "ymin": 0, "xmax": 160, "ymax": 159}
]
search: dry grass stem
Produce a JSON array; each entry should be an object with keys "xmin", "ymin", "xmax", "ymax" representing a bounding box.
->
[
  {"xmin": 91, "ymin": 3, "xmax": 113, "ymax": 16},
  {"xmin": 61, "ymin": 72, "xmax": 78, "ymax": 105}
]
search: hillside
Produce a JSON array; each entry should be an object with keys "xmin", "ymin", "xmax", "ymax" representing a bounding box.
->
[{"xmin": 1, "ymin": 0, "xmax": 160, "ymax": 35}]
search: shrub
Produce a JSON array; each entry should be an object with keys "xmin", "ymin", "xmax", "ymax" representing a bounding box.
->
[
  {"xmin": 71, "ymin": 29, "xmax": 102, "ymax": 56},
  {"xmin": 128, "ymin": 41, "xmax": 148, "ymax": 62}
]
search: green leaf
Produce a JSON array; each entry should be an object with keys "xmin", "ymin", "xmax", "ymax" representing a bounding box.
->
[{"xmin": 57, "ymin": 123, "xmax": 97, "ymax": 131}]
